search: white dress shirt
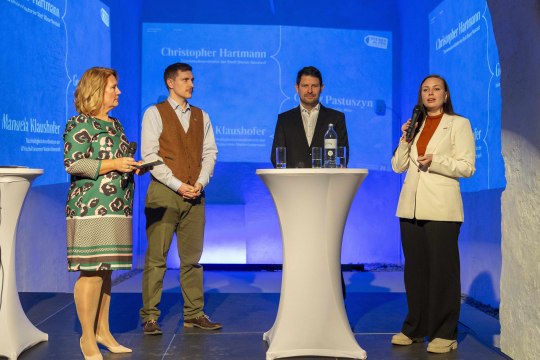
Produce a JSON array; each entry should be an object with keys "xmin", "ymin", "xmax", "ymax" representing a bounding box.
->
[
  {"xmin": 141, "ymin": 97, "xmax": 218, "ymax": 192},
  {"xmin": 300, "ymin": 103, "xmax": 320, "ymax": 146}
]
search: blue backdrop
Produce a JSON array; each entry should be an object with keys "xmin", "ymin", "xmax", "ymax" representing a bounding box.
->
[
  {"xmin": 429, "ymin": 0, "xmax": 504, "ymax": 191},
  {"xmin": 0, "ymin": 0, "xmax": 111, "ymax": 185},
  {"xmin": 141, "ymin": 24, "xmax": 393, "ymax": 168},
  {"xmin": 1, "ymin": 0, "xmax": 504, "ymax": 271}
]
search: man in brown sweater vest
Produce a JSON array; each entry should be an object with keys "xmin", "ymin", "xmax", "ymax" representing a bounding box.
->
[{"xmin": 140, "ymin": 63, "xmax": 220, "ymax": 333}]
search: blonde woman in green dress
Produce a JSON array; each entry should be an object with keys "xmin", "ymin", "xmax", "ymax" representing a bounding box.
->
[{"xmin": 63, "ymin": 67, "xmax": 142, "ymax": 360}]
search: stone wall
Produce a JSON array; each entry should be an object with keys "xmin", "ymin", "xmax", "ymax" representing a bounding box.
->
[{"xmin": 488, "ymin": 0, "xmax": 540, "ymax": 358}]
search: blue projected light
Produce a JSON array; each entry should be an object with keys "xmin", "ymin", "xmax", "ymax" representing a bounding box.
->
[
  {"xmin": 0, "ymin": 0, "xmax": 111, "ymax": 185},
  {"xmin": 429, "ymin": 0, "xmax": 505, "ymax": 191},
  {"xmin": 142, "ymin": 24, "xmax": 393, "ymax": 170}
]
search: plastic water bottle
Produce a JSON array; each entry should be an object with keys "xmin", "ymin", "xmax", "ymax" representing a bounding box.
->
[{"xmin": 324, "ymin": 123, "xmax": 337, "ymax": 168}]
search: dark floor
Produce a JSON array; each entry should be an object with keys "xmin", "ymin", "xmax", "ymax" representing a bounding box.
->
[{"xmin": 13, "ymin": 291, "xmax": 510, "ymax": 360}]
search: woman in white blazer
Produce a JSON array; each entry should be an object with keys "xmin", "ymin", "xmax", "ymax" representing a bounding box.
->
[{"xmin": 390, "ymin": 75, "xmax": 476, "ymax": 354}]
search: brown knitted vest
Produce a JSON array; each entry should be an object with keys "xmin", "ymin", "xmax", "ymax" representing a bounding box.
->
[{"xmin": 155, "ymin": 101, "xmax": 203, "ymax": 185}]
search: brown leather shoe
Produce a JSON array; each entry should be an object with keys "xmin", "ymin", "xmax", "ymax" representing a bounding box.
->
[
  {"xmin": 184, "ymin": 314, "xmax": 222, "ymax": 330},
  {"xmin": 143, "ymin": 319, "xmax": 162, "ymax": 335}
]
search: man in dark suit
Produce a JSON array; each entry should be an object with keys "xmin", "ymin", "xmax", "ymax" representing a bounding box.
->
[
  {"xmin": 271, "ymin": 66, "xmax": 349, "ymax": 168},
  {"xmin": 270, "ymin": 66, "xmax": 349, "ymax": 299}
]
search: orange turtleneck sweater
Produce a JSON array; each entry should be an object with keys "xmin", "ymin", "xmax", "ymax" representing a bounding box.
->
[{"xmin": 416, "ymin": 112, "xmax": 443, "ymax": 156}]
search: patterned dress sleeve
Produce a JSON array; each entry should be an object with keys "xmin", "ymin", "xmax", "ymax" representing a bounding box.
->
[{"xmin": 63, "ymin": 115, "xmax": 101, "ymax": 179}]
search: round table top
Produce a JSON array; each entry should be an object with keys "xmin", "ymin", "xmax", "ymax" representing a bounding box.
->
[
  {"xmin": 0, "ymin": 167, "xmax": 44, "ymax": 182},
  {"xmin": 256, "ymin": 168, "xmax": 368, "ymax": 175}
]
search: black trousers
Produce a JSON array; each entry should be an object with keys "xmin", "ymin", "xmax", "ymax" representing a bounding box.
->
[{"xmin": 399, "ymin": 218, "xmax": 461, "ymax": 341}]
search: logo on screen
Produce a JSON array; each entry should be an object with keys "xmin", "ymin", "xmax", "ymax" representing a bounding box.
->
[
  {"xmin": 364, "ymin": 35, "xmax": 388, "ymax": 49},
  {"xmin": 100, "ymin": 8, "xmax": 110, "ymax": 27}
]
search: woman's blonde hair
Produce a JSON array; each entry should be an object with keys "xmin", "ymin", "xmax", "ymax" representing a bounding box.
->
[{"xmin": 74, "ymin": 67, "xmax": 118, "ymax": 115}]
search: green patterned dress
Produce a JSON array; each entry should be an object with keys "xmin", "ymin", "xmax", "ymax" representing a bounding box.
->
[{"xmin": 63, "ymin": 114, "xmax": 133, "ymax": 271}]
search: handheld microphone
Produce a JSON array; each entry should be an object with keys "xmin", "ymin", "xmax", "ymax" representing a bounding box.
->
[
  {"xmin": 406, "ymin": 105, "xmax": 424, "ymax": 142},
  {"xmin": 121, "ymin": 141, "xmax": 137, "ymax": 190}
]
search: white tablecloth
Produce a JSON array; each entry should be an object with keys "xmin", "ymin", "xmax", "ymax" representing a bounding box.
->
[
  {"xmin": 257, "ymin": 168, "xmax": 368, "ymax": 360},
  {"xmin": 0, "ymin": 168, "xmax": 48, "ymax": 359}
]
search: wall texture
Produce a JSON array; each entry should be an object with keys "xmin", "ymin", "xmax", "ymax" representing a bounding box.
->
[{"xmin": 488, "ymin": 0, "xmax": 540, "ymax": 358}]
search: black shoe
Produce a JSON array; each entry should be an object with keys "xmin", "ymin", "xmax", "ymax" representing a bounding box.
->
[
  {"xmin": 184, "ymin": 314, "xmax": 222, "ymax": 330},
  {"xmin": 143, "ymin": 319, "xmax": 162, "ymax": 335}
]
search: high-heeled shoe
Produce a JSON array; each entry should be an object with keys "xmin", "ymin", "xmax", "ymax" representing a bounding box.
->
[
  {"xmin": 79, "ymin": 337, "xmax": 103, "ymax": 360},
  {"xmin": 96, "ymin": 334, "xmax": 132, "ymax": 353}
]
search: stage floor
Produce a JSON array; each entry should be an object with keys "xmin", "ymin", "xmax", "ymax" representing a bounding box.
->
[{"xmin": 15, "ymin": 270, "xmax": 509, "ymax": 360}]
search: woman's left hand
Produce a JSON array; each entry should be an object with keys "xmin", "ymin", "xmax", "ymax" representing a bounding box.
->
[{"xmin": 417, "ymin": 154, "xmax": 433, "ymax": 170}]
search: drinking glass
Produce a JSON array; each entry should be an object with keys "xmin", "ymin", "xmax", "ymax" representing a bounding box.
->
[
  {"xmin": 311, "ymin": 147, "xmax": 323, "ymax": 168},
  {"xmin": 337, "ymin": 146, "xmax": 347, "ymax": 168},
  {"xmin": 275, "ymin": 147, "xmax": 287, "ymax": 169}
]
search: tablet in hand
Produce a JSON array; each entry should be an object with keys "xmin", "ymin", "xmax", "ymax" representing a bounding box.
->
[{"xmin": 136, "ymin": 160, "xmax": 163, "ymax": 170}]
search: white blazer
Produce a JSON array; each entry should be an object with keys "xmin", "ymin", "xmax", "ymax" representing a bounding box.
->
[{"xmin": 391, "ymin": 113, "xmax": 476, "ymax": 222}]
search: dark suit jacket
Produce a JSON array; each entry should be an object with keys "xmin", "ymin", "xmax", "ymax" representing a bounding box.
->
[{"xmin": 271, "ymin": 105, "xmax": 349, "ymax": 168}]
